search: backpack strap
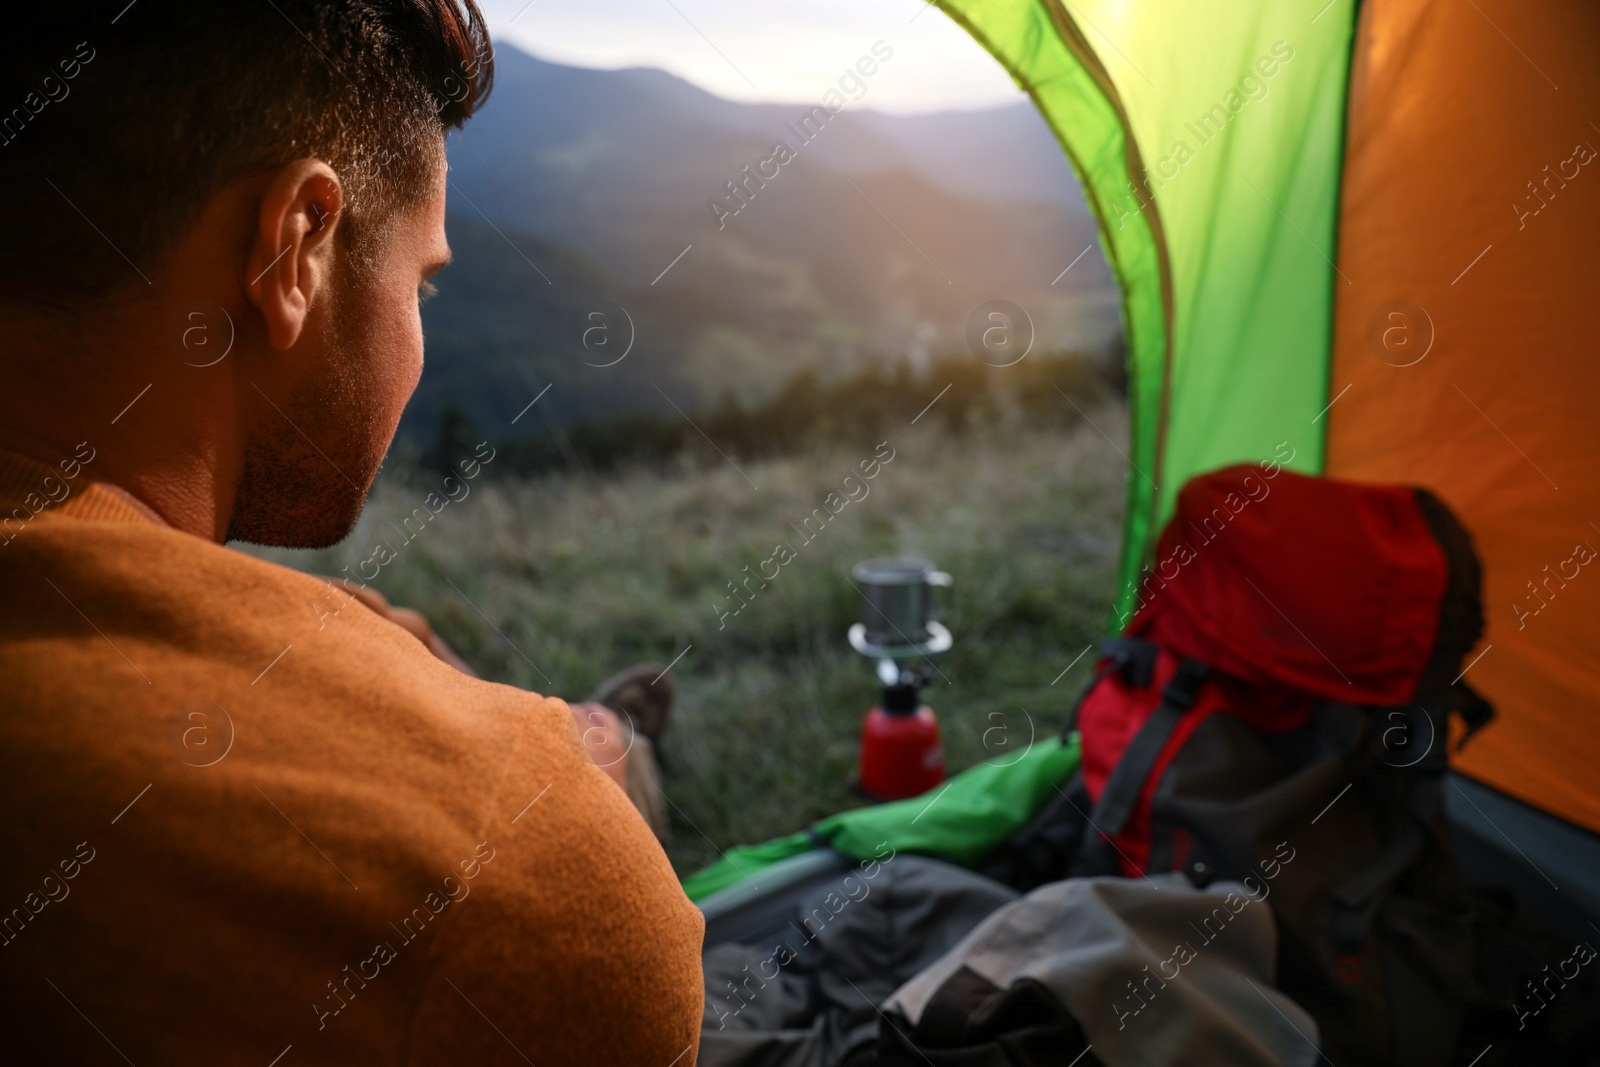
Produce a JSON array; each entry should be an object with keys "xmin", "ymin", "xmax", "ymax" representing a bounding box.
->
[
  {"xmin": 1060, "ymin": 637, "xmax": 1161, "ymax": 739},
  {"xmin": 1451, "ymin": 682, "xmax": 1494, "ymax": 748},
  {"xmin": 1325, "ymin": 688, "xmax": 1472, "ymax": 954},
  {"xmin": 1090, "ymin": 654, "xmax": 1211, "ymax": 837},
  {"xmin": 1329, "ymin": 817, "xmax": 1424, "ymax": 949},
  {"xmin": 1101, "ymin": 637, "xmax": 1160, "ymax": 688}
]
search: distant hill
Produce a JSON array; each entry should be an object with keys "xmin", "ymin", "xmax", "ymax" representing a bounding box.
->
[{"xmin": 408, "ymin": 45, "xmax": 1119, "ymax": 448}]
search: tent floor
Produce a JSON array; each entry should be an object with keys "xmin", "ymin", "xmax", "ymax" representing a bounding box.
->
[{"xmin": 1450, "ymin": 773, "xmax": 1600, "ymax": 944}]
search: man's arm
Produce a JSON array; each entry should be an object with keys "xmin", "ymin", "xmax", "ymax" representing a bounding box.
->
[
  {"xmin": 337, "ymin": 581, "xmax": 479, "ymax": 676},
  {"xmin": 400, "ymin": 695, "xmax": 704, "ymax": 1066}
]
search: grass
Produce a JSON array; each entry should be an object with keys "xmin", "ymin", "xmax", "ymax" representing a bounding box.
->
[{"xmin": 249, "ymin": 409, "xmax": 1127, "ymax": 876}]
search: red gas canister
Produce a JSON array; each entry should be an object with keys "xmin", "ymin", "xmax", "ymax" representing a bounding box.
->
[{"xmin": 858, "ymin": 692, "xmax": 944, "ymax": 800}]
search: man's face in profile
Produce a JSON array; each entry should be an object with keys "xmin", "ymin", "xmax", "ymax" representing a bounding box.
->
[{"xmin": 228, "ymin": 154, "xmax": 452, "ymax": 549}]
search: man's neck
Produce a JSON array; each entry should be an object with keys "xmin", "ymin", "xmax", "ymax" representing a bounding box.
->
[{"xmin": 0, "ymin": 325, "xmax": 241, "ymax": 542}]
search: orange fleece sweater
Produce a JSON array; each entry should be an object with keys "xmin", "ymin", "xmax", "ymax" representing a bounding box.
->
[{"xmin": 0, "ymin": 448, "xmax": 703, "ymax": 1064}]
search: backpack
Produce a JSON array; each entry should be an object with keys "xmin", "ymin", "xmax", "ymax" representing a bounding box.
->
[{"xmin": 993, "ymin": 464, "xmax": 1497, "ymax": 1065}]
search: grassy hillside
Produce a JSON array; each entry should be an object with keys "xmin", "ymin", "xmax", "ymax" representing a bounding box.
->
[{"xmin": 250, "ymin": 411, "xmax": 1126, "ymax": 875}]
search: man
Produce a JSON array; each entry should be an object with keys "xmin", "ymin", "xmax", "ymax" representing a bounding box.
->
[{"xmin": 0, "ymin": 3, "xmax": 702, "ymax": 1063}]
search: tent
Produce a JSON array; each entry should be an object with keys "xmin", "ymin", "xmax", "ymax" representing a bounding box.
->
[
  {"xmin": 691, "ymin": 0, "xmax": 1600, "ymax": 937},
  {"xmin": 930, "ymin": 0, "xmax": 1600, "ymax": 839}
]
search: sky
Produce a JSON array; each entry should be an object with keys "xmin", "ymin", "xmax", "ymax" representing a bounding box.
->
[{"xmin": 476, "ymin": 0, "xmax": 1027, "ymax": 114}]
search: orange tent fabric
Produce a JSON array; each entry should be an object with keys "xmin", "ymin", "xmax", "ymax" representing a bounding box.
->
[{"xmin": 1328, "ymin": 0, "xmax": 1600, "ymax": 831}]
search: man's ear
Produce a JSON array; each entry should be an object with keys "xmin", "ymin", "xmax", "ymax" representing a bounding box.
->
[{"xmin": 245, "ymin": 160, "xmax": 345, "ymax": 351}]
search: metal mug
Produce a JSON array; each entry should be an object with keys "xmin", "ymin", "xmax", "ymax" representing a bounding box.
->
[{"xmin": 852, "ymin": 557, "xmax": 952, "ymax": 649}]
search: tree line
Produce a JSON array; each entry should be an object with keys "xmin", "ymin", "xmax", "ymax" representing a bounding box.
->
[{"xmin": 421, "ymin": 347, "xmax": 1122, "ymax": 480}]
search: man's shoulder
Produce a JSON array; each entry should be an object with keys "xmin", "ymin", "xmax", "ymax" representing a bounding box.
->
[
  {"xmin": 5, "ymin": 510, "xmax": 371, "ymax": 640},
  {"xmin": 0, "ymin": 508, "xmax": 585, "ymax": 830},
  {"xmin": 5, "ymin": 514, "xmax": 488, "ymax": 694},
  {"xmin": 0, "ymin": 517, "xmax": 696, "ymax": 1062}
]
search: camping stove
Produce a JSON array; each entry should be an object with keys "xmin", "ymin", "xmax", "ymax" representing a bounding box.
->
[{"xmin": 849, "ymin": 558, "xmax": 951, "ymax": 800}]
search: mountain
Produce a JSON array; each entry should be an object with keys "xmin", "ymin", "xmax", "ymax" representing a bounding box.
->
[{"xmin": 408, "ymin": 45, "xmax": 1119, "ymax": 447}]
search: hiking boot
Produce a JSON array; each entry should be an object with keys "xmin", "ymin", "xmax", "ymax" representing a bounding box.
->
[{"xmin": 588, "ymin": 664, "xmax": 674, "ymax": 746}]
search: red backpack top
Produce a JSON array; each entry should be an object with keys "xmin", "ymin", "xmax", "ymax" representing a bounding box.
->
[{"xmin": 1124, "ymin": 463, "xmax": 1451, "ymax": 703}]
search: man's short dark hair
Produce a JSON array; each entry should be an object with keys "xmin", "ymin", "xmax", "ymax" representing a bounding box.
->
[{"xmin": 0, "ymin": 1, "xmax": 493, "ymax": 302}]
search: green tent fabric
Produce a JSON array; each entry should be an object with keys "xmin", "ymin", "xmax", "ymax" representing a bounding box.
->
[
  {"xmin": 937, "ymin": 0, "xmax": 1171, "ymax": 622},
  {"xmin": 942, "ymin": 0, "xmax": 1356, "ymax": 623},
  {"xmin": 682, "ymin": 735, "xmax": 1080, "ymax": 902}
]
